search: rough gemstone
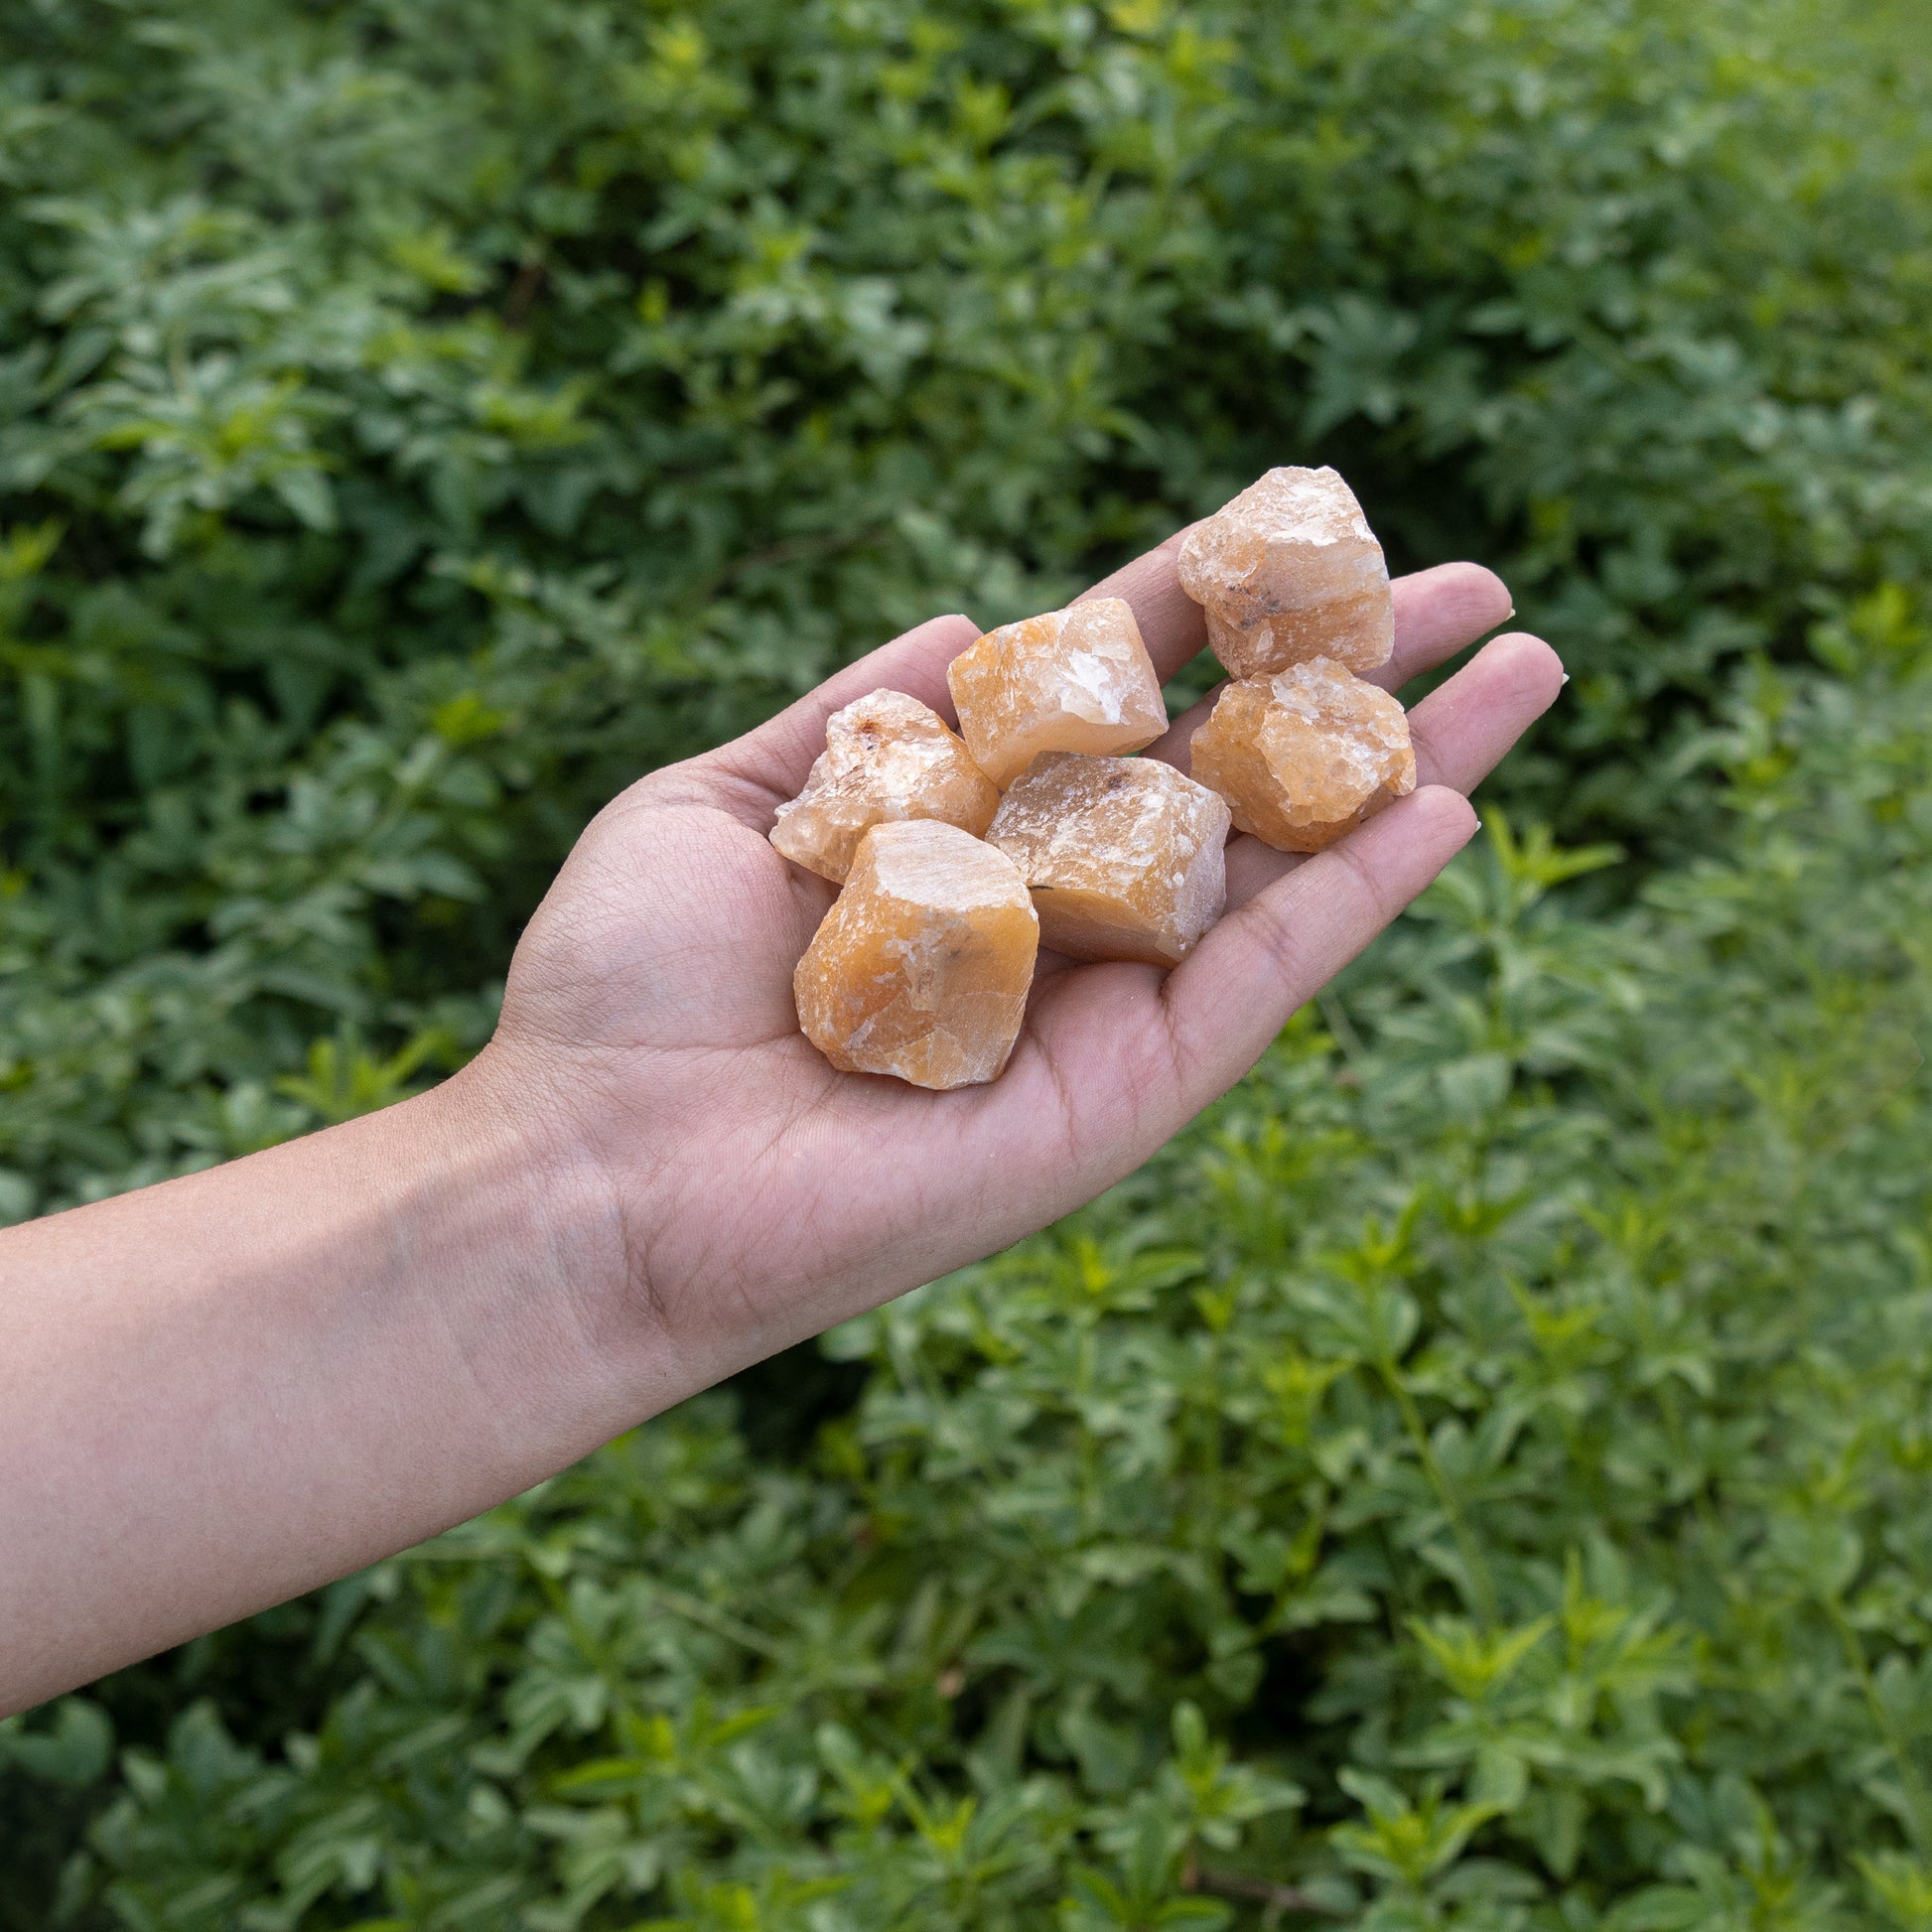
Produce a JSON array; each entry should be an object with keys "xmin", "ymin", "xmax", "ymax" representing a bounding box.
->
[
  {"xmin": 794, "ymin": 820, "xmax": 1038, "ymax": 1089},
  {"xmin": 770, "ymin": 688, "xmax": 999, "ymax": 883},
  {"xmin": 988, "ymin": 753, "xmax": 1230, "ymax": 967},
  {"xmin": 946, "ymin": 598, "xmax": 1169, "ymax": 789},
  {"xmin": 1188, "ymin": 656, "xmax": 1416, "ymax": 853},
  {"xmin": 1177, "ymin": 467, "xmax": 1394, "ymax": 678}
]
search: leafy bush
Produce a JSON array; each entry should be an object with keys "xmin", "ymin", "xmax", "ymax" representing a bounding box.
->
[
  {"xmin": 5, "ymin": 0, "xmax": 1932, "ymax": 1926},
  {"xmin": 16, "ymin": 601, "xmax": 1932, "ymax": 1930}
]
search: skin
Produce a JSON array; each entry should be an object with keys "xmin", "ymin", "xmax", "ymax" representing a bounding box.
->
[{"xmin": 0, "ymin": 527, "xmax": 1563, "ymax": 1715}]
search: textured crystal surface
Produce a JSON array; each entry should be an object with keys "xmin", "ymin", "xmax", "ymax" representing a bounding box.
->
[
  {"xmin": 1177, "ymin": 467, "xmax": 1394, "ymax": 678},
  {"xmin": 1188, "ymin": 656, "xmax": 1415, "ymax": 852},
  {"xmin": 988, "ymin": 753, "xmax": 1230, "ymax": 966},
  {"xmin": 946, "ymin": 598, "xmax": 1169, "ymax": 789},
  {"xmin": 794, "ymin": 820, "xmax": 1038, "ymax": 1089},
  {"xmin": 770, "ymin": 688, "xmax": 999, "ymax": 883}
]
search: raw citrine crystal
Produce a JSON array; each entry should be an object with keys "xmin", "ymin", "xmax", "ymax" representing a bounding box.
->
[
  {"xmin": 770, "ymin": 688, "xmax": 999, "ymax": 883},
  {"xmin": 946, "ymin": 598, "xmax": 1169, "ymax": 789},
  {"xmin": 1177, "ymin": 467, "xmax": 1394, "ymax": 678},
  {"xmin": 794, "ymin": 820, "xmax": 1038, "ymax": 1089},
  {"xmin": 1189, "ymin": 656, "xmax": 1415, "ymax": 853},
  {"xmin": 988, "ymin": 753, "xmax": 1230, "ymax": 967}
]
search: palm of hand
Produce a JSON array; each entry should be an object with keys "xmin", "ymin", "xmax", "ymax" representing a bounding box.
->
[{"xmin": 485, "ymin": 535, "xmax": 1561, "ymax": 1380}]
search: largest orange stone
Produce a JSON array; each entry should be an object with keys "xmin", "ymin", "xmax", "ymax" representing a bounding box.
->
[
  {"xmin": 946, "ymin": 598, "xmax": 1169, "ymax": 788},
  {"xmin": 1188, "ymin": 656, "xmax": 1415, "ymax": 852},
  {"xmin": 1177, "ymin": 467, "xmax": 1394, "ymax": 678},
  {"xmin": 794, "ymin": 820, "xmax": 1038, "ymax": 1089}
]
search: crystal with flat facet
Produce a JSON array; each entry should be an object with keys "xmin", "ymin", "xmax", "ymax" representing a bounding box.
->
[
  {"xmin": 988, "ymin": 753, "xmax": 1230, "ymax": 967},
  {"xmin": 770, "ymin": 688, "xmax": 999, "ymax": 883},
  {"xmin": 946, "ymin": 598, "xmax": 1169, "ymax": 789},
  {"xmin": 794, "ymin": 820, "xmax": 1038, "ymax": 1089},
  {"xmin": 1177, "ymin": 467, "xmax": 1394, "ymax": 678},
  {"xmin": 1188, "ymin": 656, "xmax": 1415, "ymax": 853}
]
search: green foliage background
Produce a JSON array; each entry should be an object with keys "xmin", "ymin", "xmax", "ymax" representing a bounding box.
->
[{"xmin": 3, "ymin": 0, "xmax": 1930, "ymax": 1925}]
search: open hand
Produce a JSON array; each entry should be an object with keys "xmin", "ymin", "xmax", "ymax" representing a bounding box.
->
[{"xmin": 477, "ymin": 529, "xmax": 1563, "ymax": 1395}]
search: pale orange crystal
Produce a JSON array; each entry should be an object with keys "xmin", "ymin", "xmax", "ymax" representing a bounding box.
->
[
  {"xmin": 988, "ymin": 753, "xmax": 1231, "ymax": 967},
  {"xmin": 946, "ymin": 598, "xmax": 1169, "ymax": 789},
  {"xmin": 794, "ymin": 820, "xmax": 1038, "ymax": 1089},
  {"xmin": 1177, "ymin": 467, "xmax": 1394, "ymax": 678},
  {"xmin": 1188, "ymin": 656, "xmax": 1415, "ymax": 853},
  {"xmin": 770, "ymin": 688, "xmax": 999, "ymax": 883}
]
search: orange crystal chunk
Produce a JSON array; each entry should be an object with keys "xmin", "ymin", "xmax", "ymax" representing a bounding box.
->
[
  {"xmin": 988, "ymin": 753, "xmax": 1230, "ymax": 967},
  {"xmin": 946, "ymin": 598, "xmax": 1169, "ymax": 789},
  {"xmin": 770, "ymin": 688, "xmax": 999, "ymax": 883},
  {"xmin": 1189, "ymin": 656, "xmax": 1415, "ymax": 853},
  {"xmin": 794, "ymin": 820, "xmax": 1038, "ymax": 1089},
  {"xmin": 1177, "ymin": 467, "xmax": 1394, "ymax": 678}
]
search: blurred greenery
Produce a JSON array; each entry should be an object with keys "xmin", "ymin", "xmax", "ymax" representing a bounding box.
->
[{"xmin": 2, "ymin": 0, "xmax": 1930, "ymax": 1925}]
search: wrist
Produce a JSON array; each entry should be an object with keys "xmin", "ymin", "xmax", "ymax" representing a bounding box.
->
[{"xmin": 427, "ymin": 1039, "xmax": 681, "ymax": 1427}]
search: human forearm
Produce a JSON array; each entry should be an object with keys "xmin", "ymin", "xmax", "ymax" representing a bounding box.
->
[{"xmin": 0, "ymin": 1060, "xmax": 642, "ymax": 1714}]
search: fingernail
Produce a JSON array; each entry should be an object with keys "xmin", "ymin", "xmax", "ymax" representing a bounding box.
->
[{"xmin": 1560, "ymin": 672, "xmax": 1571, "ymax": 685}]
